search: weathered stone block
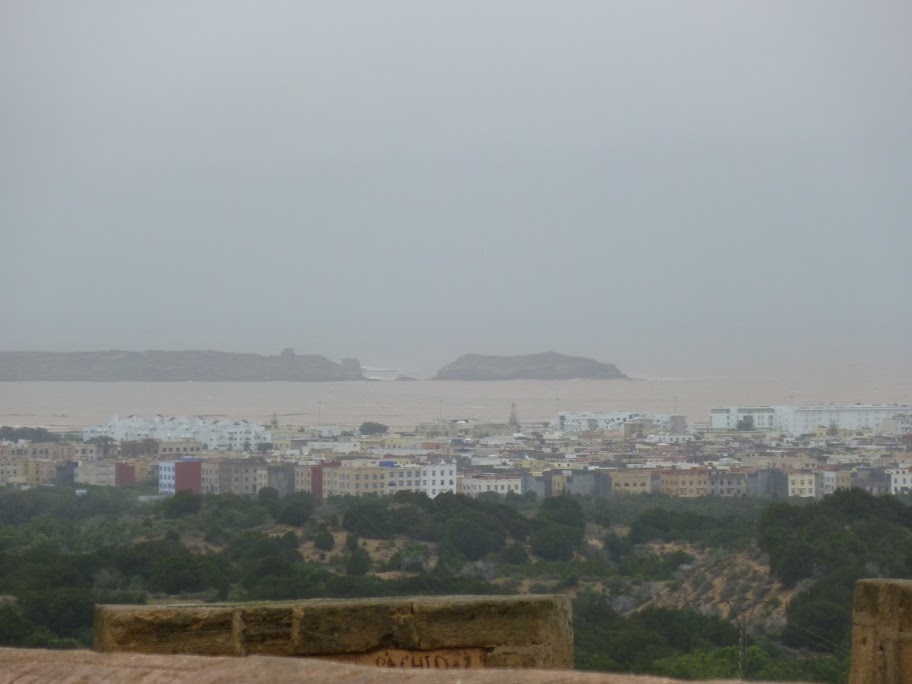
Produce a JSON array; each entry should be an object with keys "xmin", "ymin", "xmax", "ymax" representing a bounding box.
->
[
  {"xmin": 850, "ymin": 579, "xmax": 912, "ymax": 684},
  {"xmin": 291, "ymin": 598, "xmax": 400, "ymax": 655},
  {"xmin": 236, "ymin": 605, "xmax": 296, "ymax": 656},
  {"xmin": 93, "ymin": 605, "xmax": 238, "ymax": 656}
]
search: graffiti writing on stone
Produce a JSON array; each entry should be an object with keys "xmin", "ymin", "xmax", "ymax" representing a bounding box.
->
[{"xmin": 323, "ymin": 648, "xmax": 486, "ymax": 669}]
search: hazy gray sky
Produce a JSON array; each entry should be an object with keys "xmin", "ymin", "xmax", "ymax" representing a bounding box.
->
[{"xmin": 2, "ymin": 1, "xmax": 910, "ymax": 376}]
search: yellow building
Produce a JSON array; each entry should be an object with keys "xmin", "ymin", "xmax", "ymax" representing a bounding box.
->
[
  {"xmin": 157, "ymin": 440, "xmax": 205, "ymax": 457},
  {"xmin": 0, "ymin": 459, "xmax": 25, "ymax": 486},
  {"xmin": 270, "ymin": 426, "xmax": 310, "ymax": 452},
  {"xmin": 75, "ymin": 461, "xmax": 117, "ymax": 487},
  {"xmin": 549, "ymin": 473, "xmax": 567, "ymax": 496},
  {"xmin": 658, "ymin": 468, "xmax": 710, "ymax": 498},
  {"xmin": 0, "ymin": 442, "xmax": 100, "ymax": 461},
  {"xmin": 609, "ymin": 469, "xmax": 653, "ymax": 495},
  {"xmin": 787, "ymin": 471, "xmax": 817, "ymax": 498},
  {"xmin": 22, "ymin": 459, "xmax": 57, "ymax": 486},
  {"xmin": 322, "ymin": 465, "xmax": 389, "ymax": 497}
]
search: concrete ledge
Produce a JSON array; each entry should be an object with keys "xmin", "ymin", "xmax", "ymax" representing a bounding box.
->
[
  {"xmin": 94, "ymin": 595, "xmax": 574, "ymax": 670},
  {"xmin": 850, "ymin": 579, "xmax": 912, "ymax": 683},
  {"xmin": 0, "ymin": 647, "xmax": 776, "ymax": 683}
]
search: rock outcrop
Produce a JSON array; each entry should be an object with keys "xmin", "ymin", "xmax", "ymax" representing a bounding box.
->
[
  {"xmin": 434, "ymin": 352, "xmax": 627, "ymax": 381},
  {"xmin": 0, "ymin": 350, "xmax": 364, "ymax": 382}
]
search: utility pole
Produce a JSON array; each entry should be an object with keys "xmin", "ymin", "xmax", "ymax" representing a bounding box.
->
[
  {"xmin": 724, "ymin": 598, "xmax": 772, "ymax": 680},
  {"xmin": 737, "ymin": 609, "xmax": 747, "ymax": 680}
]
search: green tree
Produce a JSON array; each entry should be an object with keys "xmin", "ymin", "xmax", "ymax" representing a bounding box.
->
[
  {"xmin": 359, "ymin": 422, "xmax": 389, "ymax": 436},
  {"xmin": 161, "ymin": 491, "xmax": 202, "ymax": 518},
  {"xmin": 441, "ymin": 511, "xmax": 506, "ymax": 561},
  {"xmin": 0, "ymin": 605, "xmax": 36, "ymax": 646},
  {"xmin": 537, "ymin": 495, "xmax": 585, "ymax": 531},
  {"xmin": 500, "ymin": 543, "xmax": 529, "ymax": 564},
  {"xmin": 736, "ymin": 416, "xmax": 754, "ymax": 431},
  {"xmin": 346, "ymin": 547, "xmax": 372, "ymax": 576},
  {"xmin": 0, "ymin": 426, "xmax": 61, "ymax": 443},
  {"xmin": 530, "ymin": 524, "xmax": 577, "ymax": 561},
  {"xmin": 276, "ymin": 492, "xmax": 315, "ymax": 526},
  {"xmin": 313, "ymin": 529, "xmax": 335, "ymax": 551},
  {"xmin": 256, "ymin": 487, "xmax": 280, "ymax": 517}
]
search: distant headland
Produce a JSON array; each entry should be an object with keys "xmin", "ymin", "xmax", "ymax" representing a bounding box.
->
[
  {"xmin": 0, "ymin": 349, "xmax": 629, "ymax": 382},
  {"xmin": 433, "ymin": 352, "xmax": 628, "ymax": 381},
  {"xmin": 0, "ymin": 349, "xmax": 364, "ymax": 382}
]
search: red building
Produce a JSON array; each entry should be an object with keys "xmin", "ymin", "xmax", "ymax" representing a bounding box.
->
[
  {"xmin": 115, "ymin": 462, "xmax": 136, "ymax": 486},
  {"xmin": 174, "ymin": 460, "xmax": 202, "ymax": 494}
]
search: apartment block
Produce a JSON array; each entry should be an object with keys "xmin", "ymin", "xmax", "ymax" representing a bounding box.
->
[
  {"xmin": 709, "ymin": 471, "xmax": 748, "ymax": 497},
  {"xmin": 461, "ymin": 473, "xmax": 523, "ymax": 497},
  {"xmin": 609, "ymin": 469, "xmax": 653, "ymax": 495},
  {"xmin": 75, "ymin": 461, "xmax": 117, "ymax": 487},
  {"xmin": 158, "ymin": 459, "xmax": 203, "ymax": 496},
  {"xmin": 658, "ymin": 468, "xmax": 710, "ymax": 497},
  {"xmin": 787, "ymin": 471, "xmax": 817, "ymax": 498}
]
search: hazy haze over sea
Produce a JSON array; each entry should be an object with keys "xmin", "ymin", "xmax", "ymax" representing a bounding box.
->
[
  {"xmin": 2, "ymin": 3, "xmax": 909, "ymax": 412},
  {"xmin": 3, "ymin": 360, "xmax": 909, "ymax": 431}
]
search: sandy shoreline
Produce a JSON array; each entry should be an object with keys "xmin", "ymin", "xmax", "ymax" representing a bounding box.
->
[{"xmin": 2, "ymin": 374, "xmax": 910, "ymax": 431}]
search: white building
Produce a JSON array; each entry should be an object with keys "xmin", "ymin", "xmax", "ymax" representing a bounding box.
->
[
  {"xmin": 75, "ymin": 461, "xmax": 116, "ymax": 487},
  {"xmin": 552, "ymin": 411, "xmax": 690, "ymax": 434},
  {"xmin": 709, "ymin": 405, "xmax": 912, "ymax": 437},
  {"xmin": 158, "ymin": 461, "xmax": 178, "ymax": 496},
  {"xmin": 887, "ymin": 466, "xmax": 912, "ymax": 496},
  {"xmin": 882, "ymin": 415, "xmax": 912, "ymax": 436},
  {"xmin": 461, "ymin": 473, "xmax": 523, "ymax": 497},
  {"xmin": 385, "ymin": 462, "xmax": 457, "ymax": 499},
  {"xmin": 84, "ymin": 415, "xmax": 271, "ymax": 451},
  {"xmin": 709, "ymin": 407, "xmax": 778, "ymax": 431}
]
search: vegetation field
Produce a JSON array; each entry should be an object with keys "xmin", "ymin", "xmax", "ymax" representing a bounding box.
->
[{"xmin": 3, "ymin": 485, "xmax": 907, "ymax": 682}]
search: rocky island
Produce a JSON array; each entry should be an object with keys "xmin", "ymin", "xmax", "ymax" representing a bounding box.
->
[
  {"xmin": 0, "ymin": 349, "xmax": 365, "ymax": 382},
  {"xmin": 433, "ymin": 352, "xmax": 628, "ymax": 381}
]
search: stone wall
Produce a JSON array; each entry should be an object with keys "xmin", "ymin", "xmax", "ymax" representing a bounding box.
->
[
  {"xmin": 94, "ymin": 594, "xmax": 573, "ymax": 670},
  {"xmin": 849, "ymin": 578, "xmax": 912, "ymax": 684}
]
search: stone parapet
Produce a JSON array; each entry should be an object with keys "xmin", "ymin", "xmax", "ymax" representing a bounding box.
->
[
  {"xmin": 850, "ymin": 579, "xmax": 912, "ymax": 684},
  {"xmin": 94, "ymin": 594, "xmax": 573, "ymax": 670}
]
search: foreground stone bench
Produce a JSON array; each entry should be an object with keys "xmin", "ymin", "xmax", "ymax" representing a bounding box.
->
[{"xmin": 94, "ymin": 595, "xmax": 573, "ymax": 670}]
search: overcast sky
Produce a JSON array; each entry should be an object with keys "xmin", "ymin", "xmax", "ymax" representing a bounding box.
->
[{"xmin": 2, "ymin": 1, "xmax": 910, "ymax": 377}]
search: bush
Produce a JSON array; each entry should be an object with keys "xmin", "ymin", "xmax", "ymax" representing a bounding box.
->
[
  {"xmin": 313, "ymin": 530, "xmax": 335, "ymax": 551},
  {"xmin": 441, "ymin": 511, "xmax": 507, "ymax": 561},
  {"xmin": 500, "ymin": 543, "xmax": 530, "ymax": 565},
  {"xmin": 346, "ymin": 547, "xmax": 372, "ymax": 576},
  {"xmin": 530, "ymin": 524, "xmax": 578, "ymax": 561}
]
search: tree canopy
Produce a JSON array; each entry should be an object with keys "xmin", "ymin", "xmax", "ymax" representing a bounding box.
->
[{"xmin": 358, "ymin": 422, "xmax": 389, "ymax": 436}]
